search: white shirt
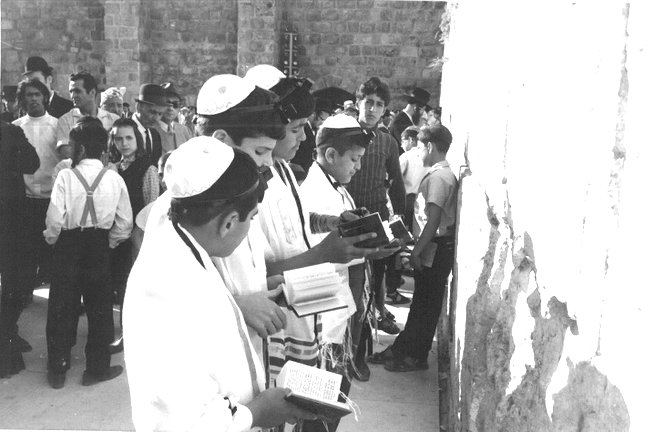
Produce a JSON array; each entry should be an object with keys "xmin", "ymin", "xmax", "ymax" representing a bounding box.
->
[
  {"xmin": 43, "ymin": 159, "xmax": 133, "ymax": 248},
  {"xmin": 300, "ymin": 162, "xmax": 359, "ymax": 343},
  {"xmin": 400, "ymin": 146, "xmax": 427, "ymax": 195},
  {"xmin": 124, "ymin": 216, "xmax": 263, "ymax": 432},
  {"xmin": 13, "ymin": 113, "xmax": 59, "ymax": 198},
  {"xmin": 55, "ymin": 107, "xmax": 120, "ymax": 148}
]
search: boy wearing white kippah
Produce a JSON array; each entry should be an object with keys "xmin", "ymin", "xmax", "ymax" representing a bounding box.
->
[{"xmin": 123, "ymin": 137, "xmax": 316, "ymax": 431}]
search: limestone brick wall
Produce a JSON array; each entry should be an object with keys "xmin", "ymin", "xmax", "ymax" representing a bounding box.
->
[
  {"xmin": 283, "ymin": 0, "xmax": 445, "ymax": 108},
  {"xmin": 442, "ymin": 3, "xmax": 664, "ymax": 431},
  {"xmin": 1, "ymin": 0, "xmax": 107, "ymax": 97},
  {"xmin": 141, "ymin": 0, "xmax": 239, "ymax": 105}
]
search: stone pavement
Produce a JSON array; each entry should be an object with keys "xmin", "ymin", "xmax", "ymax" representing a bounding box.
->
[{"xmin": 0, "ymin": 278, "xmax": 438, "ymax": 431}]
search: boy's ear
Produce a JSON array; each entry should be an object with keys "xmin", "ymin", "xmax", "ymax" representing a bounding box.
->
[
  {"xmin": 324, "ymin": 147, "xmax": 337, "ymax": 164},
  {"xmin": 216, "ymin": 210, "xmax": 239, "ymax": 238},
  {"xmin": 212, "ymin": 129, "xmax": 231, "ymax": 145}
]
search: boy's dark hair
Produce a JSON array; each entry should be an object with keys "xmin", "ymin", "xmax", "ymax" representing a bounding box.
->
[
  {"xmin": 271, "ymin": 77, "xmax": 315, "ymax": 122},
  {"xmin": 418, "ymin": 124, "xmax": 452, "ymax": 154},
  {"xmin": 70, "ymin": 117, "xmax": 108, "ymax": 167},
  {"xmin": 108, "ymin": 117, "xmax": 146, "ymax": 162},
  {"xmin": 17, "ymin": 78, "xmax": 50, "ymax": 105},
  {"xmin": 170, "ymin": 149, "xmax": 263, "ymax": 227},
  {"xmin": 69, "ymin": 72, "xmax": 98, "ymax": 94},
  {"xmin": 401, "ymin": 125, "xmax": 420, "ymax": 141},
  {"xmin": 355, "ymin": 77, "xmax": 391, "ymax": 106},
  {"xmin": 195, "ymin": 87, "xmax": 285, "ymax": 144}
]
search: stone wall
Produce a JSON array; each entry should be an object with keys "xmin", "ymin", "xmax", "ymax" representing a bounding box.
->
[
  {"xmin": 1, "ymin": 0, "xmax": 108, "ymax": 97},
  {"xmin": 1, "ymin": 0, "xmax": 444, "ymax": 109},
  {"xmin": 442, "ymin": 2, "xmax": 665, "ymax": 431},
  {"xmin": 283, "ymin": 0, "xmax": 445, "ymax": 108}
]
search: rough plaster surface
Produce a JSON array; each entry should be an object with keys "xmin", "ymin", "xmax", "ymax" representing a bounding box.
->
[{"xmin": 442, "ymin": 2, "xmax": 665, "ymax": 431}]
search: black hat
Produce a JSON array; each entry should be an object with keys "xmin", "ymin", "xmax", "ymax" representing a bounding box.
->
[
  {"xmin": 23, "ymin": 56, "xmax": 53, "ymax": 76},
  {"xmin": 135, "ymin": 83, "xmax": 169, "ymax": 106},
  {"xmin": 406, "ymin": 87, "xmax": 431, "ymax": 108},
  {"xmin": 2, "ymin": 85, "xmax": 18, "ymax": 100}
]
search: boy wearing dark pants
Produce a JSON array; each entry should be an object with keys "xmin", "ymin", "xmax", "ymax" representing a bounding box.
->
[
  {"xmin": 370, "ymin": 125, "xmax": 458, "ymax": 371},
  {"xmin": 43, "ymin": 119, "xmax": 133, "ymax": 388}
]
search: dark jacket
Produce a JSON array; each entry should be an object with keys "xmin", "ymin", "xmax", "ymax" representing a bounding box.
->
[
  {"xmin": 0, "ymin": 121, "xmax": 40, "ymax": 268},
  {"xmin": 388, "ymin": 111, "xmax": 414, "ymax": 153},
  {"xmin": 290, "ymin": 121, "xmax": 316, "ymax": 173},
  {"xmin": 47, "ymin": 93, "xmax": 74, "ymax": 119}
]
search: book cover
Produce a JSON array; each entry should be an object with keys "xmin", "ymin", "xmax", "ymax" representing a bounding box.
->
[
  {"xmin": 277, "ymin": 361, "xmax": 353, "ymax": 421},
  {"xmin": 337, "ymin": 212, "xmax": 390, "ymax": 248}
]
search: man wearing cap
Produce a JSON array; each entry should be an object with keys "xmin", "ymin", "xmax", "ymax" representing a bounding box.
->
[
  {"xmin": 123, "ymin": 137, "xmax": 315, "ymax": 431},
  {"xmin": 132, "ymin": 84, "xmax": 167, "ymax": 166},
  {"xmin": 156, "ymin": 82, "xmax": 192, "ymax": 152},
  {"xmin": 22, "ymin": 56, "xmax": 73, "ymax": 118},
  {"xmin": 13, "ymin": 78, "xmax": 60, "ymax": 292},
  {"xmin": 55, "ymin": 72, "xmax": 120, "ymax": 160},
  {"xmin": 389, "ymin": 87, "xmax": 431, "ymax": 149}
]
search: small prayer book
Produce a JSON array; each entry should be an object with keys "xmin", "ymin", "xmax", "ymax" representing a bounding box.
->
[
  {"xmin": 338, "ymin": 212, "xmax": 413, "ymax": 248},
  {"xmin": 277, "ymin": 361, "xmax": 353, "ymax": 420}
]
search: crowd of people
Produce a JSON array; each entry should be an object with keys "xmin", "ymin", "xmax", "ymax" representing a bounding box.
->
[{"xmin": 0, "ymin": 55, "xmax": 457, "ymax": 432}]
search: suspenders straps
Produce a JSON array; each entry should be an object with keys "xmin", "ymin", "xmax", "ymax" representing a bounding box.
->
[{"xmin": 71, "ymin": 167, "xmax": 108, "ymax": 227}]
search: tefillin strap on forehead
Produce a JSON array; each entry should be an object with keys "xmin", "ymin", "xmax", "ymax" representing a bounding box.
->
[
  {"xmin": 328, "ymin": 128, "xmax": 376, "ymax": 147},
  {"xmin": 276, "ymin": 78, "xmax": 314, "ymax": 122}
]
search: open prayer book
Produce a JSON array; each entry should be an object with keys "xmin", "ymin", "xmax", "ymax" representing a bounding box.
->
[
  {"xmin": 282, "ymin": 263, "xmax": 348, "ymax": 317},
  {"xmin": 337, "ymin": 212, "xmax": 414, "ymax": 248},
  {"xmin": 277, "ymin": 361, "xmax": 354, "ymax": 420}
]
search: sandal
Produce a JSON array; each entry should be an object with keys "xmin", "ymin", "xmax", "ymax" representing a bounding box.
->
[
  {"xmin": 367, "ymin": 346, "xmax": 395, "ymax": 364},
  {"xmin": 386, "ymin": 291, "xmax": 411, "ymax": 305},
  {"xmin": 377, "ymin": 317, "xmax": 400, "ymax": 335},
  {"xmin": 384, "ymin": 356, "xmax": 428, "ymax": 372}
]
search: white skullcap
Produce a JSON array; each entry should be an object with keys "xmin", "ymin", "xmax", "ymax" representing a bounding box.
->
[
  {"xmin": 164, "ymin": 136, "xmax": 235, "ymax": 199},
  {"xmin": 320, "ymin": 113, "xmax": 362, "ymax": 130},
  {"xmin": 244, "ymin": 64, "xmax": 286, "ymax": 91},
  {"xmin": 196, "ymin": 74, "xmax": 255, "ymax": 116},
  {"xmin": 316, "ymin": 114, "xmax": 370, "ymax": 147}
]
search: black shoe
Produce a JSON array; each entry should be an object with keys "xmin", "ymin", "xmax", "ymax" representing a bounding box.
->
[
  {"xmin": 14, "ymin": 335, "xmax": 32, "ymax": 353},
  {"xmin": 47, "ymin": 371, "xmax": 66, "ymax": 389},
  {"xmin": 351, "ymin": 358, "xmax": 370, "ymax": 382},
  {"xmin": 377, "ymin": 317, "xmax": 400, "ymax": 335},
  {"xmin": 82, "ymin": 365, "xmax": 123, "ymax": 386},
  {"xmin": 386, "ymin": 291, "xmax": 411, "ymax": 305},
  {"xmin": 109, "ymin": 337, "xmax": 123, "ymax": 355},
  {"xmin": 384, "ymin": 356, "xmax": 428, "ymax": 372},
  {"xmin": 367, "ymin": 346, "xmax": 395, "ymax": 365}
]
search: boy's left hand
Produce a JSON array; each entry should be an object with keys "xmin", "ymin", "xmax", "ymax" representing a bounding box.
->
[{"xmin": 410, "ymin": 251, "xmax": 423, "ymax": 271}]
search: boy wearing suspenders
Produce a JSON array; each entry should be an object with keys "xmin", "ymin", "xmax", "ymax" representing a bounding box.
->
[{"xmin": 43, "ymin": 118, "xmax": 133, "ymax": 389}]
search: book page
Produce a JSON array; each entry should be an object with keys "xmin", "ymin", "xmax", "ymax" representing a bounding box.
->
[{"xmin": 277, "ymin": 361, "xmax": 342, "ymax": 402}]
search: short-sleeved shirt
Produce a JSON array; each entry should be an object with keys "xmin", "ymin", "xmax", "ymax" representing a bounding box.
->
[
  {"xmin": 413, "ymin": 160, "xmax": 458, "ymax": 239},
  {"xmin": 55, "ymin": 108, "xmax": 119, "ymax": 148}
]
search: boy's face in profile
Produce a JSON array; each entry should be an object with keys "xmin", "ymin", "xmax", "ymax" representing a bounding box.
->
[
  {"xmin": 401, "ymin": 136, "xmax": 416, "ymax": 153},
  {"xmin": 325, "ymin": 145, "xmax": 365, "ymax": 185},
  {"xmin": 238, "ymin": 135, "xmax": 277, "ymax": 168},
  {"xmin": 273, "ymin": 118, "xmax": 307, "ymax": 161}
]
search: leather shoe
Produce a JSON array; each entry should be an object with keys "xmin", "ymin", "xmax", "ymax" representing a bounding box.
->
[
  {"xmin": 109, "ymin": 337, "xmax": 123, "ymax": 355},
  {"xmin": 82, "ymin": 365, "xmax": 123, "ymax": 386},
  {"xmin": 367, "ymin": 346, "xmax": 395, "ymax": 364},
  {"xmin": 47, "ymin": 371, "xmax": 66, "ymax": 389},
  {"xmin": 351, "ymin": 358, "xmax": 370, "ymax": 382}
]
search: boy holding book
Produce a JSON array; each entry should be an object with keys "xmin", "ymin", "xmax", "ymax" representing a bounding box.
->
[
  {"xmin": 370, "ymin": 124, "xmax": 458, "ymax": 372},
  {"xmin": 123, "ymin": 138, "xmax": 317, "ymax": 431}
]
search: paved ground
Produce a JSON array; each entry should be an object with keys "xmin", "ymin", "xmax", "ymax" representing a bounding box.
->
[{"xmin": 0, "ymin": 278, "xmax": 439, "ymax": 432}]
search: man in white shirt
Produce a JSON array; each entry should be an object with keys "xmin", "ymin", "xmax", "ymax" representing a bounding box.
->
[
  {"xmin": 124, "ymin": 137, "xmax": 315, "ymax": 431},
  {"xmin": 400, "ymin": 126, "xmax": 427, "ymax": 231},
  {"xmin": 21, "ymin": 56, "xmax": 73, "ymax": 118},
  {"xmin": 13, "ymin": 78, "xmax": 60, "ymax": 295},
  {"xmin": 55, "ymin": 72, "xmax": 119, "ymax": 159},
  {"xmin": 44, "ymin": 119, "xmax": 132, "ymax": 389}
]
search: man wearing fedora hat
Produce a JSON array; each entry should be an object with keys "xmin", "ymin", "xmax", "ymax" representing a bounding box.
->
[
  {"xmin": 132, "ymin": 84, "xmax": 167, "ymax": 166},
  {"xmin": 22, "ymin": 56, "xmax": 74, "ymax": 119},
  {"xmin": 156, "ymin": 82, "xmax": 192, "ymax": 153},
  {"xmin": 389, "ymin": 87, "xmax": 431, "ymax": 149}
]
